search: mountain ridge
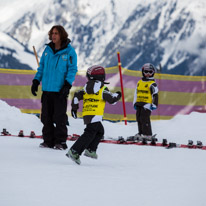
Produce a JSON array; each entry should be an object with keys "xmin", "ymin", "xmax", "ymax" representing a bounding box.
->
[{"xmin": 0, "ymin": 0, "xmax": 205, "ymax": 75}]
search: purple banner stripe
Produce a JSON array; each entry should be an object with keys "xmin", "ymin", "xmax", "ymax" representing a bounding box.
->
[
  {"xmin": 106, "ymin": 74, "xmax": 206, "ymax": 92},
  {"xmin": 2, "ymin": 98, "xmax": 74, "ymax": 111},
  {"xmin": 73, "ymin": 74, "xmax": 206, "ymax": 93},
  {"xmin": 1, "ymin": 72, "xmax": 206, "ymax": 93},
  {"xmin": 73, "ymin": 75, "xmax": 87, "ymax": 87},
  {"xmin": 156, "ymin": 79, "xmax": 206, "ymax": 93},
  {"xmin": 1, "ymin": 98, "xmax": 41, "ymax": 109},
  {"xmin": 0, "ymin": 73, "xmax": 35, "ymax": 85}
]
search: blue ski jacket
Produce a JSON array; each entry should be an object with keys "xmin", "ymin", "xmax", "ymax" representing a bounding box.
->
[{"xmin": 34, "ymin": 40, "xmax": 77, "ymax": 92}]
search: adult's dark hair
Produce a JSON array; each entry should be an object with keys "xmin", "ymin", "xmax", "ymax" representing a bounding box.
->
[{"xmin": 48, "ymin": 25, "xmax": 68, "ymax": 42}]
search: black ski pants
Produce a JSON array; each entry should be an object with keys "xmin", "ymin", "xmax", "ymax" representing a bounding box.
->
[
  {"xmin": 71, "ymin": 122, "xmax": 104, "ymax": 155},
  {"xmin": 41, "ymin": 92, "xmax": 68, "ymax": 147},
  {"xmin": 136, "ymin": 106, "xmax": 152, "ymax": 136}
]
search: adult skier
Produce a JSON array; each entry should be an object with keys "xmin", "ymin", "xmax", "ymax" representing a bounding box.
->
[{"xmin": 31, "ymin": 25, "xmax": 77, "ymax": 150}]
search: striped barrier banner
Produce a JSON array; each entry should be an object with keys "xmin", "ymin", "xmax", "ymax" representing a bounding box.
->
[{"xmin": 1, "ymin": 67, "xmax": 206, "ymax": 121}]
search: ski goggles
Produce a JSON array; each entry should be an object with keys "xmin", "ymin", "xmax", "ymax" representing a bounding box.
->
[{"xmin": 143, "ymin": 70, "xmax": 154, "ymax": 74}]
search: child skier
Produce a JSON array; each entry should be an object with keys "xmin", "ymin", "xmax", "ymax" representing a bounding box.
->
[
  {"xmin": 133, "ymin": 63, "xmax": 158, "ymax": 140},
  {"xmin": 66, "ymin": 65, "xmax": 122, "ymax": 164}
]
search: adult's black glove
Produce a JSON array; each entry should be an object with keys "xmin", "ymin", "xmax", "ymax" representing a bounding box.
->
[
  {"xmin": 60, "ymin": 81, "xmax": 72, "ymax": 98},
  {"xmin": 71, "ymin": 109, "xmax": 77, "ymax": 119},
  {"xmin": 116, "ymin": 91, "xmax": 122, "ymax": 98},
  {"xmin": 31, "ymin": 79, "xmax": 40, "ymax": 96}
]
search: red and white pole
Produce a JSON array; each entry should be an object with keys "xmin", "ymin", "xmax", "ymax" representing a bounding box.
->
[{"xmin": 117, "ymin": 52, "xmax": 127, "ymax": 125}]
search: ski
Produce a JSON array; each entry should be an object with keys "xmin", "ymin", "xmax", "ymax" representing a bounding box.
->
[
  {"xmin": 1, "ymin": 129, "xmax": 42, "ymax": 138},
  {"xmin": 126, "ymin": 134, "xmax": 157, "ymax": 142},
  {"xmin": 1, "ymin": 128, "xmax": 11, "ymax": 136},
  {"xmin": 104, "ymin": 135, "xmax": 168, "ymax": 148},
  {"xmin": 1, "ymin": 129, "xmax": 80, "ymax": 140},
  {"xmin": 67, "ymin": 134, "xmax": 166, "ymax": 147},
  {"xmin": 166, "ymin": 140, "xmax": 206, "ymax": 150},
  {"xmin": 1, "ymin": 129, "xmax": 206, "ymax": 151}
]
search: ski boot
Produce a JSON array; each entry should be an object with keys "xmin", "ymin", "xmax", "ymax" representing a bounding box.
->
[
  {"xmin": 127, "ymin": 133, "xmax": 141, "ymax": 142},
  {"xmin": 39, "ymin": 142, "xmax": 51, "ymax": 148},
  {"xmin": 141, "ymin": 137, "xmax": 148, "ymax": 145},
  {"xmin": 150, "ymin": 137, "xmax": 157, "ymax": 145},
  {"xmin": 126, "ymin": 136, "xmax": 136, "ymax": 142},
  {"xmin": 39, "ymin": 141, "xmax": 55, "ymax": 149},
  {"xmin": 166, "ymin": 142, "xmax": 177, "ymax": 149},
  {"xmin": 30, "ymin": 131, "xmax": 36, "ymax": 138},
  {"xmin": 196, "ymin": 141, "xmax": 203, "ymax": 148},
  {"xmin": 54, "ymin": 142, "xmax": 68, "ymax": 150},
  {"xmin": 187, "ymin": 140, "xmax": 193, "ymax": 148},
  {"xmin": 117, "ymin": 136, "xmax": 126, "ymax": 143},
  {"xmin": 18, "ymin": 130, "xmax": 24, "ymax": 137},
  {"xmin": 134, "ymin": 133, "xmax": 142, "ymax": 141},
  {"xmin": 84, "ymin": 149, "xmax": 98, "ymax": 159},
  {"xmin": 1, "ymin": 128, "xmax": 10, "ymax": 135},
  {"xmin": 66, "ymin": 149, "xmax": 81, "ymax": 165},
  {"xmin": 162, "ymin": 139, "xmax": 168, "ymax": 146}
]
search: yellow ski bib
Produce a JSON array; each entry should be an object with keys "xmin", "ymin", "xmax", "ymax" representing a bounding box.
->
[
  {"xmin": 136, "ymin": 80, "xmax": 155, "ymax": 104},
  {"xmin": 82, "ymin": 86, "xmax": 106, "ymax": 116}
]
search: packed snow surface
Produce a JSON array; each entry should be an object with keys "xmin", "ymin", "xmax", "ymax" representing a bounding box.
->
[{"xmin": 0, "ymin": 99, "xmax": 206, "ymax": 206}]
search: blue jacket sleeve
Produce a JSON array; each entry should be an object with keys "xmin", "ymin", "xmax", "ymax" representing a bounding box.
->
[{"xmin": 66, "ymin": 48, "xmax": 78, "ymax": 85}]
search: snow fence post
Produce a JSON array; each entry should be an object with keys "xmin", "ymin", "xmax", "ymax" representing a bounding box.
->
[{"xmin": 117, "ymin": 52, "xmax": 127, "ymax": 125}]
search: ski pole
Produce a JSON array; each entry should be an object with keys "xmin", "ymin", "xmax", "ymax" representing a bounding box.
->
[{"xmin": 32, "ymin": 46, "xmax": 40, "ymax": 67}]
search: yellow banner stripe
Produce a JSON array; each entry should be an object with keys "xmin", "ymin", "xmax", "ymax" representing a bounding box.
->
[
  {"xmin": 0, "ymin": 68, "xmax": 37, "ymax": 75},
  {"xmin": 1, "ymin": 85, "xmax": 206, "ymax": 106},
  {"xmin": 108, "ymin": 87, "xmax": 206, "ymax": 106},
  {"xmin": 20, "ymin": 109, "xmax": 41, "ymax": 113},
  {"xmin": 0, "ymin": 85, "xmax": 42, "ymax": 99},
  {"xmin": 159, "ymin": 91, "xmax": 206, "ymax": 105}
]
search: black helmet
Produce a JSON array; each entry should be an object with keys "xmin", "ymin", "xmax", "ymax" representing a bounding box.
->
[
  {"xmin": 141, "ymin": 63, "xmax": 155, "ymax": 77},
  {"xmin": 86, "ymin": 65, "xmax": 105, "ymax": 81}
]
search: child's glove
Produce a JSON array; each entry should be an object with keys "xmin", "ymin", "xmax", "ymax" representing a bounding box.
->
[
  {"xmin": 116, "ymin": 91, "xmax": 122, "ymax": 98},
  {"xmin": 151, "ymin": 104, "xmax": 157, "ymax": 110},
  {"xmin": 71, "ymin": 109, "xmax": 77, "ymax": 119},
  {"xmin": 133, "ymin": 102, "xmax": 138, "ymax": 110},
  {"xmin": 143, "ymin": 103, "xmax": 151, "ymax": 110}
]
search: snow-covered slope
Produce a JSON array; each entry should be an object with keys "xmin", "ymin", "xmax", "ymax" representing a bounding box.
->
[
  {"xmin": 1, "ymin": 98, "xmax": 206, "ymax": 206},
  {"xmin": 0, "ymin": 0, "xmax": 205, "ymax": 75}
]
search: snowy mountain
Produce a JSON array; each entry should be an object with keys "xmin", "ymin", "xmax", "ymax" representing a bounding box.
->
[{"xmin": 0, "ymin": 0, "xmax": 205, "ymax": 75}]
